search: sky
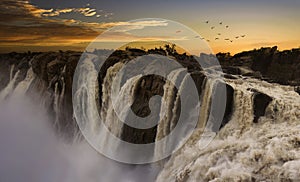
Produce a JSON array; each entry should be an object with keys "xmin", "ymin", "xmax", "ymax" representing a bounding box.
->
[{"xmin": 0, "ymin": 0, "xmax": 299, "ymax": 54}]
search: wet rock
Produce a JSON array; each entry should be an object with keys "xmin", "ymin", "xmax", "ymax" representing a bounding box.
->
[
  {"xmin": 190, "ymin": 72, "xmax": 206, "ymax": 98},
  {"xmin": 242, "ymin": 71, "xmax": 262, "ymax": 79},
  {"xmin": 0, "ymin": 55, "xmax": 13, "ymax": 90},
  {"xmin": 221, "ymin": 84, "xmax": 234, "ymax": 128},
  {"xmin": 295, "ymin": 86, "xmax": 300, "ymax": 95},
  {"xmin": 209, "ymin": 82, "xmax": 234, "ymax": 132},
  {"xmin": 219, "ymin": 47, "xmax": 300, "ymax": 86},
  {"xmin": 121, "ymin": 75, "xmax": 166, "ymax": 144},
  {"xmin": 253, "ymin": 92, "xmax": 273, "ymax": 123},
  {"xmin": 222, "ymin": 66, "xmax": 241, "ymax": 75},
  {"xmin": 224, "ymin": 74, "xmax": 239, "ymax": 80}
]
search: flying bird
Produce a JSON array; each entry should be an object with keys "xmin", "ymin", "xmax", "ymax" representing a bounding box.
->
[
  {"xmin": 211, "ymin": 26, "xmax": 215, "ymax": 29},
  {"xmin": 226, "ymin": 25, "xmax": 229, "ymax": 28},
  {"xmin": 235, "ymin": 36, "xmax": 239, "ymax": 39},
  {"xmin": 215, "ymin": 38, "xmax": 219, "ymax": 40},
  {"xmin": 205, "ymin": 20, "xmax": 209, "ymax": 24},
  {"xmin": 218, "ymin": 33, "xmax": 221, "ymax": 35},
  {"xmin": 219, "ymin": 22, "xmax": 223, "ymax": 25},
  {"xmin": 224, "ymin": 38, "xmax": 230, "ymax": 41},
  {"xmin": 206, "ymin": 39, "xmax": 210, "ymax": 42},
  {"xmin": 230, "ymin": 40, "xmax": 233, "ymax": 42},
  {"xmin": 195, "ymin": 35, "xmax": 200, "ymax": 38},
  {"xmin": 241, "ymin": 35, "xmax": 246, "ymax": 38},
  {"xmin": 176, "ymin": 30, "xmax": 182, "ymax": 33}
]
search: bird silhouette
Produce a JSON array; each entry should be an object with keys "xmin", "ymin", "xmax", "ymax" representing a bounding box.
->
[
  {"xmin": 218, "ymin": 33, "xmax": 221, "ymax": 36},
  {"xmin": 215, "ymin": 38, "xmax": 219, "ymax": 40},
  {"xmin": 230, "ymin": 40, "xmax": 233, "ymax": 42},
  {"xmin": 205, "ymin": 21, "xmax": 209, "ymax": 24},
  {"xmin": 211, "ymin": 26, "xmax": 215, "ymax": 29},
  {"xmin": 226, "ymin": 25, "xmax": 229, "ymax": 28},
  {"xmin": 219, "ymin": 22, "xmax": 223, "ymax": 25},
  {"xmin": 225, "ymin": 38, "xmax": 230, "ymax": 41},
  {"xmin": 206, "ymin": 39, "xmax": 210, "ymax": 42},
  {"xmin": 241, "ymin": 35, "xmax": 246, "ymax": 38},
  {"xmin": 235, "ymin": 36, "xmax": 239, "ymax": 39},
  {"xmin": 195, "ymin": 35, "xmax": 200, "ymax": 38},
  {"xmin": 176, "ymin": 30, "xmax": 181, "ymax": 33}
]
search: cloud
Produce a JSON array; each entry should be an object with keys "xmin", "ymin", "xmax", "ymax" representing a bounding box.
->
[
  {"xmin": 0, "ymin": 0, "xmax": 107, "ymax": 49},
  {"xmin": 42, "ymin": 7, "xmax": 105, "ymax": 17},
  {"xmin": 0, "ymin": 0, "xmax": 112, "ymax": 21},
  {"xmin": 0, "ymin": 1, "xmax": 178, "ymax": 52},
  {"xmin": 102, "ymin": 20, "xmax": 169, "ymax": 32}
]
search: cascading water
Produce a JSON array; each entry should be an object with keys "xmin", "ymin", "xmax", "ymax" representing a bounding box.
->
[
  {"xmin": 0, "ymin": 52, "xmax": 299, "ymax": 181},
  {"xmin": 156, "ymin": 78, "xmax": 300, "ymax": 182},
  {"xmin": 0, "ymin": 67, "xmax": 20, "ymax": 100},
  {"xmin": 100, "ymin": 62, "xmax": 126, "ymax": 138},
  {"xmin": 11, "ymin": 67, "xmax": 36, "ymax": 97}
]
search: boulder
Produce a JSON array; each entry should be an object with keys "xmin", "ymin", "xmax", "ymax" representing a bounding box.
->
[{"xmin": 253, "ymin": 92, "xmax": 272, "ymax": 123}]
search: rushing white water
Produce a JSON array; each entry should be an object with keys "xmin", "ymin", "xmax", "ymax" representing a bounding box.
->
[
  {"xmin": 12, "ymin": 67, "xmax": 36, "ymax": 97},
  {"xmin": 156, "ymin": 78, "xmax": 300, "ymax": 182},
  {"xmin": 0, "ymin": 57, "xmax": 159, "ymax": 182},
  {"xmin": 72, "ymin": 56, "xmax": 99, "ymax": 135},
  {"xmin": 1, "ymin": 54, "xmax": 299, "ymax": 181},
  {"xmin": 154, "ymin": 68, "xmax": 189, "ymax": 160},
  {"xmin": 156, "ymin": 68, "xmax": 186, "ymax": 140},
  {"xmin": 101, "ymin": 62, "xmax": 126, "ymax": 138},
  {"xmin": 0, "ymin": 66, "xmax": 20, "ymax": 101}
]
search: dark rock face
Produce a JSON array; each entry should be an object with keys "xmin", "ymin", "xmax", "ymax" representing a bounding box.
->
[
  {"xmin": 190, "ymin": 72, "xmax": 206, "ymax": 98},
  {"xmin": 209, "ymin": 82, "xmax": 234, "ymax": 132},
  {"xmin": 0, "ymin": 55, "xmax": 12, "ymax": 89},
  {"xmin": 3, "ymin": 46, "xmax": 297, "ymax": 141},
  {"xmin": 222, "ymin": 66, "xmax": 241, "ymax": 75},
  {"xmin": 218, "ymin": 47, "xmax": 300, "ymax": 86},
  {"xmin": 0, "ymin": 53, "xmax": 33, "ymax": 91},
  {"xmin": 96, "ymin": 49, "xmax": 205, "ymax": 144},
  {"xmin": 251, "ymin": 47, "xmax": 277, "ymax": 75},
  {"xmin": 295, "ymin": 86, "xmax": 300, "ymax": 95},
  {"xmin": 242, "ymin": 71, "xmax": 262, "ymax": 79},
  {"xmin": 221, "ymin": 84, "xmax": 234, "ymax": 128},
  {"xmin": 121, "ymin": 75, "xmax": 166, "ymax": 144},
  {"xmin": 121, "ymin": 72, "xmax": 208, "ymax": 144},
  {"xmin": 253, "ymin": 92, "xmax": 273, "ymax": 123},
  {"xmin": 0, "ymin": 51, "xmax": 81, "ymax": 139},
  {"xmin": 31, "ymin": 52, "xmax": 81, "ymax": 139}
]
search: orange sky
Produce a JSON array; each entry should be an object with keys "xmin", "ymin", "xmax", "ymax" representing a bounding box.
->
[{"xmin": 0, "ymin": 0, "xmax": 299, "ymax": 55}]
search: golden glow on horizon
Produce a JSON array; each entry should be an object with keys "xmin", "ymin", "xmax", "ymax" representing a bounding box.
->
[{"xmin": 0, "ymin": 1, "xmax": 299, "ymax": 54}]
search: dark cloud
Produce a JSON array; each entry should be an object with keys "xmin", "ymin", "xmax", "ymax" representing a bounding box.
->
[
  {"xmin": 0, "ymin": 1, "xmax": 173, "ymax": 52},
  {"xmin": 0, "ymin": 0, "xmax": 111, "ymax": 52}
]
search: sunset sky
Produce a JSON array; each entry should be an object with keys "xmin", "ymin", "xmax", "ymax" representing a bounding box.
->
[{"xmin": 0, "ymin": 0, "xmax": 299, "ymax": 54}]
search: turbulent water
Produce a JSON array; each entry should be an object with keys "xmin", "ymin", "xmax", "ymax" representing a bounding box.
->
[
  {"xmin": 157, "ymin": 78, "xmax": 300, "ymax": 182},
  {"xmin": 0, "ymin": 55, "xmax": 299, "ymax": 181}
]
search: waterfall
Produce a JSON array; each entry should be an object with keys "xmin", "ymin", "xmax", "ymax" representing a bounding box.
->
[
  {"xmin": 11, "ymin": 67, "xmax": 36, "ymax": 97},
  {"xmin": 100, "ymin": 62, "xmax": 126, "ymax": 138},
  {"xmin": 0, "ymin": 66, "xmax": 20, "ymax": 101},
  {"xmin": 156, "ymin": 78, "xmax": 300, "ymax": 181},
  {"xmin": 154, "ymin": 68, "xmax": 188, "ymax": 159},
  {"xmin": 156, "ymin": 68, "xmax": 186, "ymax": 141},
  {"xmin": 9, "ymin": 64, "xmax": 15, "ymax": 81},
  {"xmin": 73, "ymin": 56, "xmax": 99, "ymax": 134},
  {"xmin": 52, "ymin": 66, "xmax": 67, "ymax": 132},
  {"xmin": 1, "ymin": 52, "xmax": 299, "ymax": 181}
]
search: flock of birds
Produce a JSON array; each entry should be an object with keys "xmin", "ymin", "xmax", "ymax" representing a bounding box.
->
[{"xmin": 176, "ymin": 20, "xmax": 247, "ymax": 43}]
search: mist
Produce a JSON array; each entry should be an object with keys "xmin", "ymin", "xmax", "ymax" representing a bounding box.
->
[{"xmin": 0, "ymin": 96, "xmax": 159, "ymax": 182}]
